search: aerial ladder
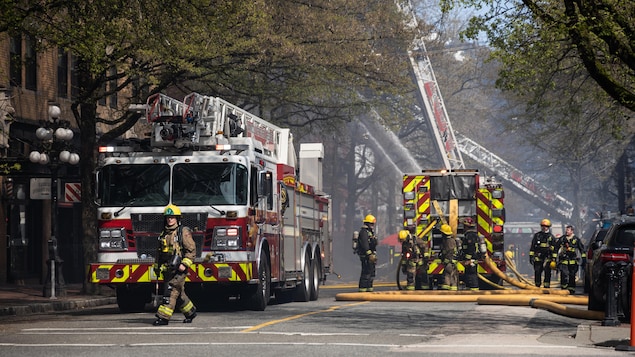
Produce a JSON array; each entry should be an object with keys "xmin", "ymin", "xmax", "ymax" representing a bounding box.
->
[{"xmin": 396, "ymin": 0, "xmax": 573, "ymax": 221}]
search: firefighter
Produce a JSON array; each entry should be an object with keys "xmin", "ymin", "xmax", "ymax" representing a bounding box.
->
[
  {"xmin": 529, "ymin": 218, "xmax": 558, "ymax": 288},
  {"xmin": 415, "ymin": 232, "xmax": 432, "ymax": 290},
  {"xmin": 460, "ymin": 217, "xmax": 481, "ymax": 291},
  {"xmin": 153, "ymin": 204, "xmax": 197, "ymax": 326},
  {"xmin": 357, "ymin": 214, "xmax": 378, "ymax": 292},
  {"xmin": 556, "ymin": 225, "xmax": 586, "ymax": 294},
  {"xmin": 398, "ymin": 229, "xmax": 420, "ymax": 290},
  {"xmin": 439, "ymin": 224, "xmax": 459, "ymax": 291}
]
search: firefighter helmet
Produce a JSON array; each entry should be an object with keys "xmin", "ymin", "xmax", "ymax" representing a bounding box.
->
[
  {"xmin": 440, "ymin": 224, "xmax": 453, "ymax": 235},
  {"xmin": 164, "ymin": 204, "xmax": 182, "ymax": 216},
  {"xmin": 398, "ymin": 230, "xmax": 409, "ymax": 241},
  {"xmin": 463, "ymin": 217, "xmax": 475, "ymax": 227},
  {"xmin": 363, "ymin": 214, "xmax": 376, "ymax": 224},
  {"xmin": 549, "ymin": 260, "xmax": 557, "ymax": 269},
  {"xmin": 540, "ymin": 218, "xmax": 552, "ymax": 227}
]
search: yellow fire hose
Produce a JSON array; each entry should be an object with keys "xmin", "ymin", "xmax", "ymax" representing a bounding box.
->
[
  {"xmin": 335, "ymin": 253, "xmax": 607, "ymax": 320},
  {"xmin": 482, "ymin": 254, "xmax": 548, "ymax": 291},
  {"xmin": 477, "ymin": 271, "xmax": 507, "ymax": 290},
  {"xmin": 504, "ymin": 255, "xmax": 535, "ymax": 286},
  {"xmin": 530, "ymin": 299, "xmax": 605, "ymax": 320}
]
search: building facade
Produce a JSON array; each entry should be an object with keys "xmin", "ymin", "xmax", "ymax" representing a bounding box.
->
[{"xmin": 0, "ymin": 34, "xmax": 94, "ymax": 285}]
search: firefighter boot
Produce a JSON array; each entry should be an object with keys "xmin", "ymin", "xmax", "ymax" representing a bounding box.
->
[
  {"xmin": 183, "ymin": 311, "xmax": 197, "ymax": 323},
  {"xmin": 153, "ymin": 317, "xmax": 169, "ymax": 326}
]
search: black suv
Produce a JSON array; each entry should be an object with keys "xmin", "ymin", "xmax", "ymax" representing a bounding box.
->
[
  {"xmin": 583, "ymin": 227, "xmax": 609, "ymax": 293},
  {"xmin": 587, "ymin": 219, "xmax": 635, "ymax": 322}
]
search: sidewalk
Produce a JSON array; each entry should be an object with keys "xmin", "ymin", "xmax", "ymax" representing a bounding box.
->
[{"xmin": 0, "ymin": 283, "xmax": 117, "ymax": 316}]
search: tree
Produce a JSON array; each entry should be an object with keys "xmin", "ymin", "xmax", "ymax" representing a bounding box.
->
[
  {"xmin": 0, "ymin": 0, "xmax": 417, "ymax": 291},
  {"xmin": 434, "ymin": 0, "xmax": 634, "ymax": 220},
  {"xmin": 439, "ymin": 0, "xmax": 635, "ymax": 112}
]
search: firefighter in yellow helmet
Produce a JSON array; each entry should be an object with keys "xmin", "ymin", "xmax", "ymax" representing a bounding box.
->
[
  {"xmin": 439, "ymin": 224, "xmax": 459, "ymax": 291},
  {"xmin": 153, "ymin": 204, "xmax": 197, "ymax": 326},
  {"xmin": 398, "ymin": 229, "xmax": 420, "ymax": 290},
  {"xmin": 357, "ymin": 214, "xmax": 378, "ymax": 292},
  {"xmin": 529, "ymin": 218, "xmax": 557, "ymax": 288}
]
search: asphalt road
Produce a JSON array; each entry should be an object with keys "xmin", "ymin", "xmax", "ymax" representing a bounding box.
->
[{"xmin": 0, "ymin": 284, "xmax": 630, "ymax": 357}]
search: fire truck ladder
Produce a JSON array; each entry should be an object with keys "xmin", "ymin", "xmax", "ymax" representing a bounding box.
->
[
  {"xmin": 397, "ymin": 0, "xmax": 573, "ymax": 221},
  {"xmin": 456, "ymin": 134, "xmax": 573, "ymax": 220},
  {"xmin": 397, "ymin": 0, "xmax": 465, "ymax": 171}
]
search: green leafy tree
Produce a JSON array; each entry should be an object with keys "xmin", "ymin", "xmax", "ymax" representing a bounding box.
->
[
  {"xmin": 0, "ymin": 0, "xmax": 416, "ymax": 291},
  {"xmin": 440, "ymin": 0, "xmax": 635, "ymax": 112}
]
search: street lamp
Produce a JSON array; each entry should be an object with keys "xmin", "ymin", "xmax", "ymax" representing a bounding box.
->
[{"xmin": 29, "ymin": 104, "xmax": 79, "ymax": 299}]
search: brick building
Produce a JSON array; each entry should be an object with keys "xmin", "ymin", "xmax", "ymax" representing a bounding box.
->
[{"xmin": 0, "ymin": 33, "xmax": 115, "ymax": 286}]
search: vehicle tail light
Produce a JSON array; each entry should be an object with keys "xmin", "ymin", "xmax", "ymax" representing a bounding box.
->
[{"xmin": 599, "ymin": 252, "xmax": 630, "ymax": 262}]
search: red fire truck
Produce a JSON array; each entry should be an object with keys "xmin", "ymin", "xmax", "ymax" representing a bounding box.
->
[{"xmin": 89, "ymin": 93, "xmax": 332, "ymax": 311}]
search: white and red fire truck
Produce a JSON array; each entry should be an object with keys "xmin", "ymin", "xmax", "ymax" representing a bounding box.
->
[
  {"xmin": 402, "ymin": 170, "xmax": 506, "ymax": 289},
  {"xmin": 89, "ymin": 93, "xmax": 332, "ymax": 311}
]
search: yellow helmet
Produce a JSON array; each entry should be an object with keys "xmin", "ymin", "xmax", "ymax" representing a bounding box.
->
[
  {"xmin": 398, "ymin": 230, "xmax": 409, "ymax": 241},
  {"xmin": 440, "ymin": 224, "xmax": 453, "ymax": 235},
  {"xmin": 363, "ymin": 214, "xmax": 376, "ymax": 224},
  {"xmin": 549, "ymin": 260, "xmax": 557, "ymax": 269},
  {"xmin": 540, "ymin": 218, "xmax": 552, "ymax": 227},
  {"xmin": 164, "ymin": 204, "xmax": 182, "ymax": 216}
]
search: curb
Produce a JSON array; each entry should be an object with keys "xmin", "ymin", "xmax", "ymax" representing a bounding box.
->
[{"xmin": 0, "ymin": 297, "xmax": 117, "ymax": 316}]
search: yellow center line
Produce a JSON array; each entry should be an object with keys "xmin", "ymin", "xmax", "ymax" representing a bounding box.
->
[{"xmin": 240, "ymin": 301, "xmax": 369, "ymax": 332}]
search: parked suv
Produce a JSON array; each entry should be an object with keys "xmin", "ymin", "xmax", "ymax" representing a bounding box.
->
[
  {"xmin": 583, "ymin": 227, "xmax": 609, "ymax": 293},
  {"xmin": 587, "ymin": 219, "xmax": 635, "ymax": 322}
]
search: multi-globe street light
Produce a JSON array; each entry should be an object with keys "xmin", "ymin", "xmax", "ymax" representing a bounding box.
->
[{"xmin": 29, "ymin": 104, "xmax": 79, "ymax": 298}]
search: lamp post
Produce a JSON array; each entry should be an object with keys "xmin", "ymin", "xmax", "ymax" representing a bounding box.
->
[{"xmin": 29, "ymin": 104, "xmax": 79, "ymax": 299}]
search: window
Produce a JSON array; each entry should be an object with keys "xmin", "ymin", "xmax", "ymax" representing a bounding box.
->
[
  {"xmin": 173, "ymin": 163, "xmax": 248, "ymax": 206},
  {"xmin": 9, "ymin": 36, "xmax": 21, "ymax": 87},
  {"xmin": 100, "ymin": 164, "xmax": 170, "ymax": 207},
  {"xmin": 70, "ymin": 54, "xmax": 79, "ymax": 99},
  {"xmin": 24, "ymin": 36, "xmax": 37, "ymax": 91},
  {"xmin": 57, "ymin": 49, "xmax": 69, "ymax": 98}
]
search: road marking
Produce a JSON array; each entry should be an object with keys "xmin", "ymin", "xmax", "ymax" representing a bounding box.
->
[{"xmin": 240, "ymin": 301, "xmax": 369, "ymax": 332}]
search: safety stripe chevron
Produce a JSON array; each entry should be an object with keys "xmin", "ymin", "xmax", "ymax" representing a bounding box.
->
[{"xmin": 89, "ymin": 262, "xmax": 254, "ymax": 284}]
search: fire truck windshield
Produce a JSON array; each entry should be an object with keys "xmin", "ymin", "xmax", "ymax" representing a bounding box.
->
[
  {"xmin": 172, "ymin": 163, "xmax": 248, "ymax": 206},
  {"xmin": 100, "ymin": 164, "xmax": 170, "ymax": 207}
]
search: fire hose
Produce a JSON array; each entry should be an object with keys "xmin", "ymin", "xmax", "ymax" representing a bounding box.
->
[{"xmin": 503, "ymin": 255, "xmax": 535, "ymax": 286}]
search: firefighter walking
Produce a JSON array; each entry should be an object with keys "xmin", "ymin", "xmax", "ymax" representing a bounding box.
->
[
  {"xmin": 357, "ymin": 214, "xmax": 378, "ymax": 292},
  {"xmin": 153, "ymin": 204, "xmax": 197, "ymax": 326},
  {"xmin": 439, "ymin": 224, "xmax": 459, "ymax": 291},
  {"xmin": 460, "ymin": 217, "xmax": 481, "ymax": 291},
  {"xmin": 556, "ymin": 225, "xmax": 586, "ymax": 294},
  {"xmin": 529, "ymin": 218, "xmax": 557, "ymax": 288}
]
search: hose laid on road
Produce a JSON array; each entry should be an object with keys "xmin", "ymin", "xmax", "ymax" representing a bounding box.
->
[
  {"xmin": 336, "ymin": 291, "xmax": 582, "ymax": 303},
  {"xmin": 504, "ymin": 255, "xmax": 535, "ymax": 286},
  {"xmin": 530, "ymin": 299, "xmax": 605, "ymax": 320},
  {"xmin": 476, "ymin": 294, "xmax": 588, "ymax": 306},
  {"xmin": 483, "ymin": 254, "xmax": 547, "ymax": 291},
  {"xmin": 477, "ymin": 271, "xmax": 507, "ymax": 290}
]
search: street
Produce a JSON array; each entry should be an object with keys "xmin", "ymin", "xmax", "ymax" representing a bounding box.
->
[{"xmin": 0, "ymin": 284, "xmax": 630, "ymax": 357}]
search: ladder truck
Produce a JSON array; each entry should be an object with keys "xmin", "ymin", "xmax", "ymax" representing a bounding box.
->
[
  {"xmin": 397, "ymin": 0, "xmax": 573, "ymax": 223},
  {"xmin": 89, "ymin": 92, "xmax": 332, "ymax": 311},
  {"xmin": 397, "ymin": 0, "xmax": 506, "ymax": 287}
]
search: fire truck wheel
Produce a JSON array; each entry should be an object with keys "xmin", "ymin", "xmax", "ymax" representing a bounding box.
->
[
  {"xmin": 295, "ymin": 252, "xmax": 312, "ymax": 302},
  {"xmin": 243, "ymin": 254, "xmax": 271, "ymax": 311},
  {"xmin": 309, "ymin": 255, "xmax": 321, "ymax": 301}
]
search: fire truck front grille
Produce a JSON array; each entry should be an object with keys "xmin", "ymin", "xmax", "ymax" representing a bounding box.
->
[{"xmin": 130, "ymin": 212, "xmax": 207, "ymax": 259}]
